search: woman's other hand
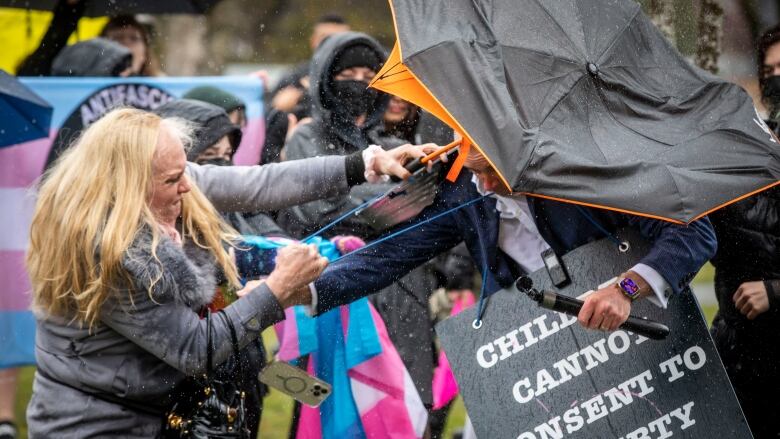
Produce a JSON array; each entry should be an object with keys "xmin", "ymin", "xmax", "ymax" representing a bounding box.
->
[
  {"xmin": 236, "ymin": 279, "xmax": 266, "ymax": 298},
  {"xmin": 734, "ymin": 281, "xmax": 770, "ymax": 320},
  {"xmin": 266, "ymin": 244, "xmax": 328, "ymax": 308},
  {"xmin": 366, "ymin": 143, "xmax": 439, "ymax": 181}
]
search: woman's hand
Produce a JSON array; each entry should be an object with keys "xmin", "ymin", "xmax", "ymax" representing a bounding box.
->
[
  {"xmin": 237, "ymin": 279, "xmax": 266, "ymax": 298},
  {"xmin": 733, "ymin": 281, "xmax": 770, "ymax": 320},
  {"xmin": 265, "ymin": 244, "xmax": 328, "ymax": 308},
  {"xmin": 367, "ymin": 143, "xmax": 440, "ymax": 181}
]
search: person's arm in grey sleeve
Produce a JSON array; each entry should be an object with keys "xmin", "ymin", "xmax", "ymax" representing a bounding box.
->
[
  {"xmin": 101, "ymin": 281, "xmax": 284, "ymax": 377},
  {"xmin": 101, "ymin": 240, "xmax": 326, "ymax": 375},
  {"xmin": 186, "ymin": 155, "xmax": 360, "ymax": 213}
]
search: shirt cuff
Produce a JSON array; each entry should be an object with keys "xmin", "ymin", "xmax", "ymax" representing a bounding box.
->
[
  {"xmin": 303, "ymin": 282, "xmax": 318, "ymax": 317},
  {"xmin": 631, "ymin": 263, "xmax": 672, "ymax": 309}
]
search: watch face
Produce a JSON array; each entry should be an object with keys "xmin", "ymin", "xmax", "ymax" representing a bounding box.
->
[{"xmin": 620, "ymin": 278, "xmax": 640, "ymax": 299}]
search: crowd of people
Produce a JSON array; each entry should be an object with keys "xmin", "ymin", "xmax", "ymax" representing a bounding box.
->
[{"xmin": 0, "ymin": 3, "xmax": 779, "ymax": 439}]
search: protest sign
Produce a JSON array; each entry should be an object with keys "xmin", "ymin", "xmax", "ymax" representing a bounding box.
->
[
  {"xmin": 437, "ymin": 230, "xmax": 752, "ymax": 438},
  {"xmin": 0, "ymin": 76, "xmax": 263, "ymax": 368}
]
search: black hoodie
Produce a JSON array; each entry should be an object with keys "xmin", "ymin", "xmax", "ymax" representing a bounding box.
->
[
  {"xmin": 279, "ymin": 32, "xmax": 404, "ymax": 239},
  {"xmin": 153, "ymin": 99, "xmax": 242, "ymax": 161}
]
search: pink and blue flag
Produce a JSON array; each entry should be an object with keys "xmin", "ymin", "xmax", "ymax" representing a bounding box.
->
[
  {"xmin": 0, "ymin": 76, "xmax": 264, "ymax": 369},
  {"xmin": 242, "ymin": 235, "xmax": 428, "ymax": 438}
]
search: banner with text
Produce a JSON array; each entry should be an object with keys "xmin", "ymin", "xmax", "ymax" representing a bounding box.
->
[{"xmin": 0, "ymin": 76, "xmax": 264, "ymax": 368}]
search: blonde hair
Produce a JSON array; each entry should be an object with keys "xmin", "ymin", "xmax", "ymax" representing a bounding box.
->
[{"xmin": 27, "ymin": 107, "xmax": 239, "ymax": 328}]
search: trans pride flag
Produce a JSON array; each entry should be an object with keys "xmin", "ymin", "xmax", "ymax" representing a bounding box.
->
[
  {"xmin": 241, "ymin": 236, "xmax": 428, "ymax": 438},
  {"xmin": 0, "ymin": 76, "xmax": 264, "ymax": 369}
]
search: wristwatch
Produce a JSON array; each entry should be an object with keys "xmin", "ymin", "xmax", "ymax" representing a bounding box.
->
[{"xmin": 617, "ymin": 276, "xmax": 641, "ymax": 301}]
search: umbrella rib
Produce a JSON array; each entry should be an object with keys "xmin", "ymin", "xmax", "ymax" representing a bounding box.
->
[
  {"xmin": 377, "ymin": 61, "xmax": 408, "ymax": 80},
  {"xmin": 595, "ymin": 6, "xmax": 642, "ymax": 65},
  {"xmin": 535, "ymin": 74, "xmax": 587, "ymax": 129},
  {"xmin": 661, "ymin": 164, "xmax": 689, "ymax": 221},
  {"xmin": 530, "ymin": 0, "xmax": 585, "ymax": 62},
  {"xmin": 377, "ymin": 70, "xmax": 411, "ymax": 80},
  {"xmin": 501, "ymin": 45, "xmax": 580, "ymax": 66},
  {"xmin": 592, "ymin": 84, "xmax": 674, "ymax": 147},
  {"xmin": 516, "ymin": 70, "xmax": 581, "ymax": 87}
]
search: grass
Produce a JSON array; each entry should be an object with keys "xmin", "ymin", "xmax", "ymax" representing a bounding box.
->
[{"xmin": 11, "ymin": 267, "xmax": 719, "ymax": 438}]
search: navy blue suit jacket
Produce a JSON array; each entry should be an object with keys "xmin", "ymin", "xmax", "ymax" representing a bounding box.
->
[{"xmin": 314, "ymin": 172, "xmax": 717, "ymax": 314}]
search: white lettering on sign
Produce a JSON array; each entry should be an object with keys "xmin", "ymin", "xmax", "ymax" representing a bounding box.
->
[
  {"xmin": 659, "ymin": 346, "xmax": 707, "ymax": 383},
  {"xmin": 518, "ymin": 399, "xmax": 695, "ymax": 439},
  {"xmin": 476, "ymin": 312, "xmax": 578, "ymax": 369},
  {"xmin": 512, "ymin": 331, "xmax": 645, "ymax": 403},
  {"xmin": 517, "ymin": 369, "xmax": 656, "ymax": 438},
  {"xmin": 618, "ymin": 402, "xmax": 696, "ymax": 439}
]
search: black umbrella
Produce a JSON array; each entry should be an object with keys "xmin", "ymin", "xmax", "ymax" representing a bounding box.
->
[
  {"xmin": 371, "ymin": 0, "xmax": 780, "ymax": 224},
  {"xmin": 0, "ymin": 69, "xmax": 52, "ymax": 147},
  {"xmin": 0, "ymin": 0, "xmax": 222, "ymax": 16}
]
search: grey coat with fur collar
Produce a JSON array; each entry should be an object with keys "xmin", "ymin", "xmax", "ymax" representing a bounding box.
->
[{"xmin": 27, "ymin": 158, "xmax": 350, "ymax": 438}]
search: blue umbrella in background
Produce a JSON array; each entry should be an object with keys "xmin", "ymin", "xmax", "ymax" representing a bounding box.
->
[{"xmin": 0, "ymin": 69, "xmax": 53, "ymax": 147}]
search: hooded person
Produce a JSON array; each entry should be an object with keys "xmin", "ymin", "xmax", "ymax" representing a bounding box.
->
[
  {"xmin": 183, "ymin": 86, "xmax": 247, "ymax": 128},
  {"xmin": 708, "ymin": 23, "xmax": 780, "ymax": 439},
  {"xmin": 50, "ymin": 37, "xmax": 133, "ymax": 77},
  {"xmin": 155, "ymin": 99, "xmax": 241, "ymax": 164},
  {"xmin": 278, "ymin": 31, "xmax": 402, "ymax": 238},
  {"xmin": 277, "ymin": 31, "xmax": 442, "ymax": 413}
]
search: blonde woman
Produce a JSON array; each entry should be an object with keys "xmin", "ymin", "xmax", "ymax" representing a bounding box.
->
[{"xmin": 24, "ymin": 108, "xmax": 428, "ymax": 437}]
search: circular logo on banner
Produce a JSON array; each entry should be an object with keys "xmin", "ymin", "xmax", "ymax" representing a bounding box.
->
[{"xmin": 45, "ymin": 83, "xmax": 175, "ymax": 169}]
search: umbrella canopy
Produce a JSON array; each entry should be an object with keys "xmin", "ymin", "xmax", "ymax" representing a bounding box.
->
[
  {"xmin": 0, "ymin": 0, "xmax": 222, "ymax": 16},
  {"xmin": 0, "ymin": 69, "xmax": 52, "ymax": 147},
  {"xmin": 371, "ymin": 0, "xmax": 780, "ymax": 224}
]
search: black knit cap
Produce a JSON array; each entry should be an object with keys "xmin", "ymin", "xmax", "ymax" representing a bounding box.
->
[{"xmin": 330, "ymin": 43, "xmax": 382, "ymax": 76}]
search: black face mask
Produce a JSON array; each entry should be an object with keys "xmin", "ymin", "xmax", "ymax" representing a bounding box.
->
[
  {"xmin": 198, "ymin": 157, "xmax": 233, "ymax": 167},
  {"xmin": 763, "ymin": 76, "xmax": 780, "ymax": 109},
  {"xmin": 330, "ymin": 80, "xmax": 378, "ymax": 119}
]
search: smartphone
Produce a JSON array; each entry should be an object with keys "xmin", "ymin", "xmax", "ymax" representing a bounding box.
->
[
  {"xmin": 258, "ymin": 361, "xmax": 332, "ymax": 407},
  {"xmin": 541, "ymin": 248, "xmax": 570, "ymax": 288}
]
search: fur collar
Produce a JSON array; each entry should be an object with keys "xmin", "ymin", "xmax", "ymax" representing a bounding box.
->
[{"xmin": 121, "ymin": 227, "xmax": 218, "ymax": 309}]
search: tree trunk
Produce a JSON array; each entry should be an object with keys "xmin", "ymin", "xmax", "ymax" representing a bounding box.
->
[
  {"xmin": 156, "ymin": 16, "xmax": 208, "ymax": 76},
  {"xmin": 645, "ymin": 0, "xmax": 676, "ymax": 45},
  {"xmin": 695, "ymin": 0, "xmax": 724, "ymax": 74}
]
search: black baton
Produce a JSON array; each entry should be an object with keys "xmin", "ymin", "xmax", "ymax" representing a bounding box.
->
[{"xmin": 516, "ymin": 276, "xmax": 670, "ymax": 340}]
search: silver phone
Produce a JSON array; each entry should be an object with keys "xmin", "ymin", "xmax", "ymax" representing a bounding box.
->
[{"xmin": 258, "ymin": 361, "xmax": 332, "ymax": 407}]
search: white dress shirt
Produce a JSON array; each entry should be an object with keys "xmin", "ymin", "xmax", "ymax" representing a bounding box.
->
[{"xmin": 472, "ymin": 176, "xmax": 671, "ymax": 308}]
